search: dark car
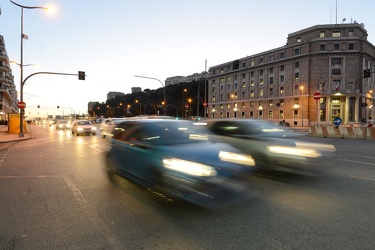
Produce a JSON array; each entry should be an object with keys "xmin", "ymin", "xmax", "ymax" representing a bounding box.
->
[
  {"xmin": 205, "ymin": 119, "xmax": 336, "ymax": 175},
  {"xmin": 105, "ymin": 119, "xmax": 256, "ymax": 208}
]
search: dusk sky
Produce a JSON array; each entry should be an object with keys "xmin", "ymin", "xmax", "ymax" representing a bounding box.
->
[{"xmin": 1, "ymin": 0, "xmax": 375, "ymax": 117}]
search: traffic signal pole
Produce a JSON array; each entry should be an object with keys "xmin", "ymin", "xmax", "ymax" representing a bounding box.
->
[{"xmin": 19, "ymin": 71, "xmax": 85, "ymax": 137}]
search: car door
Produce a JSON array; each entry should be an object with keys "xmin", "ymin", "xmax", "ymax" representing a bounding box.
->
[{"xmin": 110, "ymin": 123, "xmax": 156, "ymax": 184}]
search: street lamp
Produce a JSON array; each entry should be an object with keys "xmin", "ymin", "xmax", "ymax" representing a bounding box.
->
[
  {"xmin": 10, "ymin": 0, "xmax": 49, "ymax": 137},
  {"xmin": 183, "ymin": 88, "xmax": 187, "ymax": 119},
  {"xmin": 134, "ymin": 75, "xmax": 166, "ymax": 115},
  {"xmin": 135, "ymin": 100, "xmax": 141, "ymax": 115},
  {"xmin": 188, "ymin": 98, "xmax": 192, "ymax": 118},
  {"xmin": 300, "ymin": 86, "xmax": 304, "ymax": 127}
]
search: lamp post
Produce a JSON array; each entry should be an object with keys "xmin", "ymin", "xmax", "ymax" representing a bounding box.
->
[
  {"xmin": 182, "ymin": 88, "xmax": 187, "ymax": 119},
  {"xmin": 135, "ymin": 100, "xmax": 141, "ymax": 115},
  {"xmin": 300, "ymin": 86, "xmax": 304, "ymax": 127},
  {"xmin": 188, "ymin": 98, "xmax": 192, "ymax": 118},
  {"xmin": 10, "ymin": 0, "xmax": 48, "ymax": 137},
  {"xmin": 134, "ymin": 75, "xmax": 166, "ymax": 115},
  {"xmin": 197, "ymin": 71, "xmax": 208, "ymax": 117}
]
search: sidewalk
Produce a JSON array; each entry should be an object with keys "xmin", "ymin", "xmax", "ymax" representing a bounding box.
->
[{"xmin": 0, "ymin": 125, "xmax": 31, "ymax": 143}]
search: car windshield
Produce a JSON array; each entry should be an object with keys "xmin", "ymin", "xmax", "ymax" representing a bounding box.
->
[
  {"xmin": 241, "ymin": 121, "xmax": 297, "ymax": 138},
  {"xmin": 117, "ymin": 121, "xmax": 212, "ymax": 146},
  {"xmin": 78, "ymin": 121, "xmax": 92, "ymax": 125}
]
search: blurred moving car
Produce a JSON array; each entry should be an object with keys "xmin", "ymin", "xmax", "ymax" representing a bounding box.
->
[
  {"xmin": 105, "ymin": 119, "xmax": 256, "ymax": 208},
  {"xmin": 205, "ymin": 119, "xmax": 336, "ymax": 175},
  {"xmin": 56, "ymin": 120, "xmax": 71, "ymax": 130},
  {"xmin": 71, "ymin": 120, "xmax": 96, "ymax": 136},
  {"xmin": 100, "ymin": 118, "xmax": 130, "ymax": 138}
]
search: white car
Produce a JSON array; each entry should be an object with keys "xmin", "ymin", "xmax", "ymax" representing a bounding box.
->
[
  {"xmin": 100, "ymin": 118, "xmax": 130, "ymax": 138},
  {"xmin": 71, "ymin": 120, "xmax": 96, "ymax": 136}
]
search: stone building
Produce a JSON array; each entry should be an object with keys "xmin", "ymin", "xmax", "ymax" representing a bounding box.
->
[{"xmin": 207, "ymin": 23, "xmax": 375, "ymax": 126}]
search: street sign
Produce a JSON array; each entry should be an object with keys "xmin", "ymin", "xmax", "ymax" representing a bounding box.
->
[
  {"xmin": 313, "ymin": 91, "xmax": 321, "ymax": 100},
  {"xmin": 333, "ymin": 117, "xmax": 342, "ymax": 126},
  {"xmin": 18, "ymin": 101, "xmax": 26, "ymax": 109}
]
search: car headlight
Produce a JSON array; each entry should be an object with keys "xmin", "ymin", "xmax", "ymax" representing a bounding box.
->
[
  {"xmin": 77, "ymin": 127, "xmax": 84, "ymax": 131},
  {"xmin": 91, "ymin": 127, "xmax": 97, "ymax": 131},
  {"xmin": 163, "ymin": 158, "xmax": 217, "ymax": 176},
  {"xmin": 267, "ymin": 146, "xmax": 321, "ymax": 158},
  {"xmin": 219, "ymin": 151, "xmax": 256, "ymax": 166}
]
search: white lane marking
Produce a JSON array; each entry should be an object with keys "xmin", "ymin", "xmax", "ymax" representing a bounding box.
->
[
  {"xmin": 349, "ymin": 175, "xmax": 375, "ymax": 181},
  {"xmin": 338, "ymin": 158, "xmax": 375, "ymax": 166}
]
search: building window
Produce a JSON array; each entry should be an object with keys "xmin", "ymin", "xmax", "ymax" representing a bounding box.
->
[
  {"xmin": 242, "ymin": 62, "xmax": 246, "ymax": 68},
  {"xmin": 258, "ymin": 111, "xmax": 263, "ymax": 119},
  {"xmin": 332, "ymin": 69, "xmax": 341, "ymax": 75},
  {"xmin": 320, "ymin": 44, "xmax": 325, "ymax": 51},
  {"xmin": 251, "ymin": 60, "xmax": 255, "ymax": 66},
  {"xmin": 295, "ymin": 62, "xmax": 299, "ymax": 68},
  {"xmin": 280, "ymin": 52, "xmax": 285, "ymax": 59},
  {"xmin": 296, "ymin": 37, "xmax": 301, "ymax": 43},
  {"xmin": 259, "ymin": 58, "xmax": 264, "ymax": 64},
  {"xmin": 295, "ymin": 72, "xmax": 300, "ymax": 79},
  {"xmin": 242, "ymin": 92, "xmax": 245, "ymax": 98},
  {"xmin": 294, "ymin": 48, "xmax": 300, "ymax": 55},
  {"xmin": 242, "ymin": 102, "xmax": 245, "ymax": 108},
  {"xmin": 279, "ymin": 110, "xmax": 284, "ymax": 119},
  {"xmin": 227, "ymin": 84, "xmax": 231, "ymax": 90},
  {"xmin": 269, "ymin": 77, "xmax": 274, "ymax": 83},
  {"xmin": 331, "ymin": 58, "xmax": 342, "ymax": 64},
  {"xmin": 259, "ymin": 79, "xmax": 264, "ymax": 85},
  {"xmin": 220, "ymin": 85, "xmax": 224, "ymax": 92},
  {"xmin": 269, "ymin": 88, "xmax": 273, "ymax": 95},
  {"xmin": 260, "ymin": 69, "xmax": 263, "ymax": 76},
  {"xmin": 270, "ymin": 55, "xmax": 274, "ymax": 61},
  {"xmin": 259, "ymin": 89, "xmax": 264, "ymax": 97},
  {"xmin": 334, "ymin": 44, "xmax": 340, "ymax": 50},
  {"xmin": 250, "ymin": 90, "xmax": 254, "ymax": 98},
  {"xmin": 349, "ymin": 30, "xmax": 354, "ymax": 36},
  {"xmin": 320, "ymin": 31, "xmax": 325, "ymax": 38},
  {"xmin": 280, "ymin": 65, "xmax": 284, "ymax": 71},
  {"xmin": 250, "ymin": 111, "xmax": 254, "ymax": 118},
  {"xmin": 280, "ymin": 86, "xmax": 284, "ymax": 95},
  {"xmin": 280, "ymin": 75, "xmax": 285, "ymax": 82},
  {"xmin": 332, "ymin": 31, "xmax": 341, "ymax": 37},
  {"xmin": 242, "ymin": 73, "xmax": 246, "ymax": 78},
  {"xmin": 269, "ymin": 67, "xmax": 273, "ymax": 74},
  {"xmin": 250, "ymin": 101, "xmax": 254, "ymax": 107},
  {"xmin": 269, "ymin": 100, "xmax": 273, "ymax": 106},
  {"xmin": 269, "ymin": 110, "xmax": 273, "ymax": 119},
  {"xmin": 349, "ymin": 43, "xmax": 354, "ymax": 50},
  {"xmin": 294, "ymin": 110, "xmax": 299, "ymax": 119},
  {"xmin": 212, "ymin": 96, "xmax": 216, "ymax": 102},
  {"xmin": 242, "ymin": 82, "xmax": 246, "ymax": 88},
  {"xmin": 220, "ymin": 78, "xmax": 224, "ymax": 83},
  {"xmin": 250, "ymin": 71, "xmax": 254, "ymax": 77},
  {"xmin": 250, "ymin": 80, "xmax": 255, "ymax": 87}
]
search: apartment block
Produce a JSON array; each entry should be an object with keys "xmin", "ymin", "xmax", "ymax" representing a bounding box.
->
[
  {"xmin": 207, "ymin": 23, "xmax": 375, "ymax": 126},
  {"xmin": 0, "ymin": 35, "xmax": 18, "ymax": 122}
]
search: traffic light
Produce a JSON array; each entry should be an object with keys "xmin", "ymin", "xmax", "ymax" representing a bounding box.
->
[
  {"xmin": 363, "ymin": 69, "xmax": 371, "ymax": 78},
  {"xmin": 57, "ymin": 106, "xmax": 60, "ymax": 109},
  {"xmin": 78, "ymin": 71, "xmax": 85, "ymax": 80},
  {"xmin": 37, "ymin": 105, "xmax": 40, "ymax": 108}
]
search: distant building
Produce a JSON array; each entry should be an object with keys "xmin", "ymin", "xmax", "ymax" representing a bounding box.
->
[
  {"xmin": 165, "ymin": 76, "xmax": 187, "ymax": 86},
  {"xmin": 207, "ymin": 23, "xmax": 375, "ymax": 126},
  {"xmin": 0, "ymin": 35, "xmax": 18, "ymax": 121},
  {"xmin": 131, "ymin": 87, "xmax": 142, "ymax": 93},
  {"xmin": 107, "ymin": 91, "xmax": 125, "ymax": 100}
]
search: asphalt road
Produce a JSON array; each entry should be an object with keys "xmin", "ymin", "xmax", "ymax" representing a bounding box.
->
[{"xmin": 0, "ymin": 124, "xmax": 374, "ymax": 249}]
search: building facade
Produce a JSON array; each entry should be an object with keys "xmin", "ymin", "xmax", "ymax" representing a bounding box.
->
[
  {"xmin": 0, "ymin": 35, "xmax": 18, "ymax": 122},
  {"xmin": 207, "ymin": 23, "xmax": 375, "ymax": 126}
]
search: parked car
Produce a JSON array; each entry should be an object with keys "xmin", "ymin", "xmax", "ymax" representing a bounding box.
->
[
  {"xmin": 100, "ymin": 118, "xmax": 130, "ymax": 138},
  {"xmin": 205, "ymin": 119, "xmax": 336, "ymax": 175},
  {"xmin": 105, "ymin": 119, "xmax": 256, "ymax": 208},
  {"xmin": 71, "ymin": 120, "xmax": 96, "ymax": 136},
  {"xmin": 56, "ymin": 120, "xmax": 71, "ymax": 130}
]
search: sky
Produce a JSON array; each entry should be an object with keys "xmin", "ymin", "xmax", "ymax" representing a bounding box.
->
[{"xmin": 1, "ymin": 0, "xmax": 375, "ymax": 117}]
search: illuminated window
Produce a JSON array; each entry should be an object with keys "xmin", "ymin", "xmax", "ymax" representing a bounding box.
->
[
  {"xmin": 320, "ymin": 31, "xmax": 325, "ymax": 38},
  {"xmin": 332, "ymin": 31, "xmax": 341, "ymax": 37}
]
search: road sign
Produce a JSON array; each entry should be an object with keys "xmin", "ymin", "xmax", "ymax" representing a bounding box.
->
[
  {"xmin": 333, "ymin": 117, "xmax": 342, "ymax": 126},
  {"xmin": 313, "ymin": 91, "xmax": 322, "ymax": 100},
  {"xmin": 185, "ymin": 104, "xmax": 189, "ymax": 108},
  {"xmin": 18, "ymin": 101, "xmax": 26, "ymax": 109}
]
